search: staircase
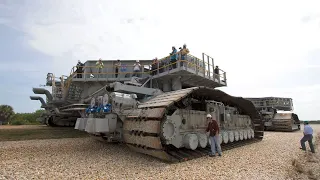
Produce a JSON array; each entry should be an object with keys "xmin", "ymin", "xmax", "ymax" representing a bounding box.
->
[{"xmin": 64, "ymin": 82, "xmax": 83, "ymax": 101}]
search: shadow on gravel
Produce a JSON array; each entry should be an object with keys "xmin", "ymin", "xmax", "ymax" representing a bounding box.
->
[{"xmin": 0, "ymin": 125, "xmax": 89, "ymax": 141}]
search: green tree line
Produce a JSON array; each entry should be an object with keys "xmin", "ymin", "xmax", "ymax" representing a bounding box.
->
[{"xmin": 0, "ymin": 104, "xmax": 44, "ymax": 125}]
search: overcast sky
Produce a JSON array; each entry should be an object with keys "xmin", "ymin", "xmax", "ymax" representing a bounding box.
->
[{"xmin": 0, "ymin": 0, "xmax": 319, "ymax": 120}]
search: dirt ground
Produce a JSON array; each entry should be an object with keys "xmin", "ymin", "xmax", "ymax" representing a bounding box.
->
[
  {"xmin": 0, "ymin": 125, "xmax": 89, "ymax": 141},
  {"xmin": 0, "ymin": 125, "xmax": 48, "ymax": 130}
]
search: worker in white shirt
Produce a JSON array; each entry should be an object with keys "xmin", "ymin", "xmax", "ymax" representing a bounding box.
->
[
  {"xmin": 133, "ymin": 60, "xmax": 141, "ymax": 77},
  {"xmin": 300, "ymin": 121, "xmax": 315, "ymax": 153}
]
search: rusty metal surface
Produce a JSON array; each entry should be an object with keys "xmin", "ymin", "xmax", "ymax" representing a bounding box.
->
[
  {"xmin": 125, "ymin": 109, "xmax": 142, "ymax": 118},
  {"xmin": 142, "ymin": 108, "xmax": 166, "ymax": 119},
  {"xmin": 126, "ymin": 108, "xmax": 165, "ymax": 119},
  {"xmin": 123, "ymin": 133, "xmax": 163, "ymax": 149},
  {"xmin": 123, "ymin": 120, "xmax": 161, "ymax": 133},
  {"xmin": 126, "ymin": 144, "xmax": 177, "ymax": 162},
  {"xmin": 140, "ymin": 94, "xmax": 190, "ymax": 105},
  {"xmin": 138, "ymin": 87, "xmax": 198, "ymax": 108}
]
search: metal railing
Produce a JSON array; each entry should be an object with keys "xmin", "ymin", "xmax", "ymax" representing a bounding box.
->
[{"xmin": 64, "ymin": 53, "xmax": 227, "ymax": 89}]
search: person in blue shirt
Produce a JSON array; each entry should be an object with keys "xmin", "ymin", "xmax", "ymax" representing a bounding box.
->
[
  {"xmin": 170, "ymin": 46, "xmax": 178, "ymax": 69},
  {"xmin": 300, "ymin": 121, "xmax": 315, "ymax": 153}
]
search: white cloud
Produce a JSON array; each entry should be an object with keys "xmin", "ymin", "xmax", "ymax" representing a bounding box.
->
[{"xmin": 1, "ymin": 0, "xmax": 320, "ymax": 119}]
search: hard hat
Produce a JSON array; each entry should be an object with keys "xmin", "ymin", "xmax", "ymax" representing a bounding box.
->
[
  {"xmin": 206, "ymin": 114, "xmax": 212, "ymax": 118},
  {"xmin": 136, "ymin": 60, "xmax": 139, "ymax": 62}
]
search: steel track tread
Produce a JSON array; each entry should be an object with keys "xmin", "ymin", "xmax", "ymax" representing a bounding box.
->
[
  {"xmin": 123, "ymin": 120, "xmax": 161, "ymax": 133},
  {"xmin": 265, "ymin": 126, "xmax": 300, "ymax": 132},
  {"xmin": 123, "ymin": 88, "xmax": 264, "ymax": 162},
  {"xmin": 123, "ymin": 133, "xmax": 163, "ymax": 149},
  {"xmin": 127, "ymin": 138, "xmax": 261, "ymax": 163},
  {"xmin": 272, "ymin": 120, "xmax": 300, "ymax": 132}
]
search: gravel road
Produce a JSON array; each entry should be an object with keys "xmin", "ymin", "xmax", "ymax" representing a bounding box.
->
[{"xmin": 0, "ymin": 125, "xmax": 319, "ymax": 180}]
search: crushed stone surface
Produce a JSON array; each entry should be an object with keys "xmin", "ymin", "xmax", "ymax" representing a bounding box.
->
[{"xmin": 0, "ymin": 125, "xmax": 319, "ymax": 180}]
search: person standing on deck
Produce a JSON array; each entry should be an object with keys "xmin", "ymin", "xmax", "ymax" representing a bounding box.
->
[
  {"xmin": 214, "ymin": 66, "xmax": 220, "ymax": 82},
  {"xmin": 179, "ymin": 44, "xmax": 190, "ymax": 67},
  {"xmin": 96, "ymin": 58, "xmax": 104, "ymax": 78},
  {"xmin": 76, "ymin": 60, "xmax": 84, "ymax": 78},
  {"xmin": 151, "ymin": 58, "xmax": 158, "ymax": 75},
  {"xmin": 170, "ymin": 46, "xmax": 178, "ymax": 69},
  {"xmin": 180, "ymin": 44, "xmax": 190, "ymax": 60},
  {"xmin": 115, "ymin": 59, "xmax": 121, "ymax": 78},
  {"xmin": 133, "ymin": 60, "xmax": 141, "ymax": 77},
  {"xmin": 206, "ymin": 114, "xmax": 222, "ymax": 157},
  {"xmin": 300, "ymin": 121, "xmax": 315, "ymax": 153}
]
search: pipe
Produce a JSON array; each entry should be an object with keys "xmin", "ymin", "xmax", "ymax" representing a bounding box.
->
[
  {"xmin": 32, "ymin": 88, "xmax": 53, "ymax": 101},
  {"xmin": 30, "ymin": 96, "xmax": 48, "ymax": 108},
  {"xmin": 54, "ymin": 108, "xmax": 72, "ymax": 115},
  {"xmin": 30, "ymin": 95, "xmax": 71, "ymax": 115}
]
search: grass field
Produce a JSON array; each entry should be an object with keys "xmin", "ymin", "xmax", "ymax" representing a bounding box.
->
[{"xmin": 0, "ymin": 125, "xmax": 89, "ymax": 141}]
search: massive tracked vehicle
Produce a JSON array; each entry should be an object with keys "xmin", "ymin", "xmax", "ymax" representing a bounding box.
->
[
  {"xmin": 245, "ymin": 97, "xmax": 300, "ymax": 132},
  {"xmin": 30, "ymin": 51, "xmax": 264, "ymax": 162}
]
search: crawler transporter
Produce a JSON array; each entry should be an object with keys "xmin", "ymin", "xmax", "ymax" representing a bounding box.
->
[
  {"xmin": 30, "ymin": 52, "xmax": 264, "ymax": 162},
  {"xmin": 245, "ymin": 97, "xmax": 300, "ymax": 132}
]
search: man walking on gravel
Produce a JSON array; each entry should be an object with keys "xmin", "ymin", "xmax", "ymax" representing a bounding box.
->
[
  {"xmin": 206, "ymin": 114, "xmax": 222, "ymax": 157},
  {"xmin": 300, "ymin": 121, "xmax": 315, "ymax": 153}
]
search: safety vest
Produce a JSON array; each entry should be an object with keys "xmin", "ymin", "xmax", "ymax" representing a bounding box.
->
[{"xmin": 96, "ymin": 62, "xmax": 104, "ymax": 69}]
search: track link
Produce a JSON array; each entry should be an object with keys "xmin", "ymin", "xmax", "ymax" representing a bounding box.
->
[
  {"xmin": 122, "ymin": 87, "xmax": 265, "ymax": 163},
  {"xmin": 272, "ymin": 119, "xmax": 300, "ymax": 132},
  {"xmin": 124, "ymin": 112, "xmax": 262, "ymax": 163}
]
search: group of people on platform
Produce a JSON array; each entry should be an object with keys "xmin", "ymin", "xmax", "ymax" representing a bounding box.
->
[
  {"xmin": 75, "ymin": 58, "xmax": 142, "ymax": 78},
  {"xmin": 74, "ymin": 44, "xmax": 221, "ymax": 79}
]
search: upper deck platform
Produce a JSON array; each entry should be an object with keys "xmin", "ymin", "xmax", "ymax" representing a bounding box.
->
[
  {"xmin": 245, "ymin": 97, "xmax": 293, "ymax": 111},
  {"xmin": 62, "ymin": 53, "xmax": 227, "ymax": 90}
]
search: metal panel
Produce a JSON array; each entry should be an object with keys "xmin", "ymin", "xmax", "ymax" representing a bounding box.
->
[
  {"xmin": 125, "ymin": 109, "xmax": 142, "ymax": 118},
  {"xmin": 126, "ymin": 108, "xmax": 165, "ymax": 119},
  {"xmin": 139, "ymin": 95, "xmax": 186, "ymax": 107},
  {"xmin": 138, "ymin": 87, "xmax": 199, "ymax": 108},
  {"xmin": 113, "ymin": 82, "xmax": 157, "ymax": 96},
  {"xmin": 123, "ymin": 134, "xmax": 163, "ymax": 149},
  {"xmin": 123, "ymin": 120, "xmax": 160, "ymax": 133},
  {"xmin": 143, "ymin": 108, "xmax": 166, "ymax": 119}
]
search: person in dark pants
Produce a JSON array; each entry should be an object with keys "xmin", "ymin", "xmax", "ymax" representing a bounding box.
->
[
  {"xmin": 300, "ymin": 121, "xmax": 315, "ymax": 153},
  {"xmin": 76, "ymin": 60, "xmax": 84, "ymax": 78},
  {"xmin": 151, "ymin": 58, "xmax": 158, "ymax": 75},
  {"xmin": 170, "ymin": 46, "xmax": 177, "ymax": 69},
  {"xmin": 115, "ymin": 59, "xmax": 121, "ymax": 78},
  {"xmin": 214, "ymin": 66, "xmax": 220, "ymax": 81},
  {"xmin": 214, "ymin": 66, "xmax": 219, "ymax": 75}
]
